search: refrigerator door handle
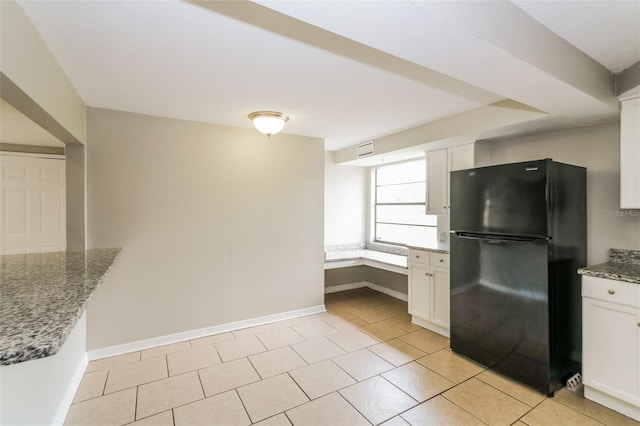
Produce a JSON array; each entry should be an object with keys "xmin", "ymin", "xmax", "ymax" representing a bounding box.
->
[{"xmin": 455, "ymin": 232, "xmax": 549, "ymax": 243}]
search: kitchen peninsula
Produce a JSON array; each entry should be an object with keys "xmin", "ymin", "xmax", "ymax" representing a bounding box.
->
[{"xmin": 0, "ymin": 248, "xmax": 120, "ymax": 425}]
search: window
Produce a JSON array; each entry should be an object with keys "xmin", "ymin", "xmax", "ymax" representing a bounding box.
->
[{"xmin": 374, "ymin": 159, "xmax": 437, "ymax": 246}]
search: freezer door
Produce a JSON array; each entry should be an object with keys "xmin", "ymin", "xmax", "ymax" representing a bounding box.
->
[
  {"xmin": 450, "ymin": 233, "xmax": 552, "ymax": 393},
  {"xmin": 450, "ymin": 160, "xmax": 550, "ymax": 237}
]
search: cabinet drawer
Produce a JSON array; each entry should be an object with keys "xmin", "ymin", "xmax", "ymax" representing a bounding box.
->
[
  {"xmin": 430, "ymin": 253, "xmax": 450, "ymax": 269},
  {"xmin": 409, "ymin": 249, "xmax": 430, "ymax": 265},
  {"xmin": 582, "ymin": 276, "xmax": 640, "ymax": 308}
]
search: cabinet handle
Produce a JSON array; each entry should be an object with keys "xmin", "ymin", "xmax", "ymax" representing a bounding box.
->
[
  {"xmin": 439, "ymin": 259, "xmax": 444, "ymax": 263},
  {"xmin": 416, "ymin": 255, "xmax": 420, "ymax": 258},
  {"xmin": 608, "ymin": 289, "xmax": 615, "ymax": 295}
]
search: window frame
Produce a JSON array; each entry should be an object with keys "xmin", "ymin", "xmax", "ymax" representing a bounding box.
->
[{"xmin": 371, "ymin": 157, "xmax": 436, "ymax": 247}]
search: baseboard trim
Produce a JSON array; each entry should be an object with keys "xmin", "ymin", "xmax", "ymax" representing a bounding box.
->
[
  {"xmin": 88, "ymin": 305, "xmax": 326, "ymax": 361},
  {"xmin": 366, "ymin": 282, "xmax": 408, "ymax": 302},
  {"xmin": 324, "ymin": 281, "xmax": 408, "ymax": 302},
  {"xmin": 324, "ymin": 282, "xmax": 367, "ymax": 293},
  {"xmin": 52, "ymin": 353, "xmax": 88, "ymax": 426}
]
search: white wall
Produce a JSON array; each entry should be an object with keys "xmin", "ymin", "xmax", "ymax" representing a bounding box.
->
[
  {"xmin": 85, "ymin": 108, "xmax": 324, "ymax": 350},
  {"xmin": 490, "ymin": 122, "xmax": 640, "ymax": 265},
  {"xmin": 324, "ymin": 152, "xmax": 367, "ymax": 246}
]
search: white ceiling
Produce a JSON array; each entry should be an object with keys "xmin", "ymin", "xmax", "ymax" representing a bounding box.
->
[
  {"xmin": 13, "ymin": 0, "xmax": 639, "ymax": 151},
  {"xmin": 513, "ymin": 0, "xmax": 640, "ymax": 74}
]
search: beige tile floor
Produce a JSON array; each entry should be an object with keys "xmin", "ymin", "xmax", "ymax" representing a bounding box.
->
[{"xmin": 65, "ymin": 288, "xmax": 639, "ymax": 426}]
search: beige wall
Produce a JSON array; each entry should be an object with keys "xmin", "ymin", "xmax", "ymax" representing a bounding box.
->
[
  {"xmin": 85, "ymin": 108, "xmax": 324, "ymax": 350},
  {"xmin": 324, "ymin": 152, "xmax": 367, "ymax": 246},
  {"xmin": 489, "ymin": 122, "xmax": 640, "ymax": 265}
]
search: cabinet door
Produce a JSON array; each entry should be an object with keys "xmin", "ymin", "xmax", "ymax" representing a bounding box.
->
[
  {"xmin": 426, "ymin": 149, "xmax": 448, "ymax": 215},
  {"xmin": 431, "ymin": 266, "xmax": 450, "ymax": 328},
  {"xmin": 409, "ymin": 264, "xmax": 430, "ymax": 321},
  {"xmin": 448, "ymin": 144, "xmax": 475, "ymax": 172},
  {"xmin": 583, "ymin": 297, "xmax": 640, "ymax": 405},
  {"xmin": 620, "ymin": 96, "xmax": 640, "ymax": 209}
]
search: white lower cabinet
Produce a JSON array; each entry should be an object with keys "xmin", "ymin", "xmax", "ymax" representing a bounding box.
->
[
  {"xmin": 582, "ymin": 276, "xmax": 640, "ymax": 421},
  {"xmin": 408, "ymin": 249, "xmax": 450, "ymax": 337}
]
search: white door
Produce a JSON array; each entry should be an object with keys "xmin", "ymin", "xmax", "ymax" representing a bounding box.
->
[
  {"xmin": 583, "ymin": 297, "xmax": 640, "ymax": 406},
  {"xmin": 409, "ymin": 264, "xmax": 431, "ymax": 321},
  {"xmin": 430, "ymin": 266, "xmax": 450, "ymax": 329},
  {"xmin": 0, "ymin": 154, "xmax": 66, "ymax": 254}
]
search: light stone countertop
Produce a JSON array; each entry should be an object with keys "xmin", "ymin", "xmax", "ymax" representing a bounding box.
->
[
  {"xmin": 578, "ymin": 248, "xmax": 640, "ymax": 285},
  {"xmin": 324, "ymin": 249, "xmax": 408, "ymax": 269},
  {"xmin": 0, "ymin": 248, "xmax": 121, "ymax": 366},
  {"xmin": 407, "ymin": 242, "xmax": 450, "ymax": 254}
]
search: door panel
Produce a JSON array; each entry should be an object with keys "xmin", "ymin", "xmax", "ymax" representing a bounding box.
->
[
  {"xmin": 450, "ymin": 160, "xmax": 550, "ymax": 237},
  {"xmin": 0, "ymin": 155, "xmax": 66, "ymax": 254},
  {"xmin": 431, "ymin": 267, "xmax": 450, "ymax": 328},
  {"xmin": 450, "ymin": 233, "xmax": 551, "ymax": 392}
]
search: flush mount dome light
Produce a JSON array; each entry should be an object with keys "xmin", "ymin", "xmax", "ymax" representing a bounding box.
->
[{"xmin": 248, "ymin": 111, "xmax": 289, "ymax": 136}]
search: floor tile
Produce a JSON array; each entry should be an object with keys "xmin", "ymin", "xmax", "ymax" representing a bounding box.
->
[
  {"xmin": 216, "ymin": 335, "xmax": 267, "ymax": 362},
  {"xmin": 128, "ymin": 410, "xmax": 174, "ymax": 426},
  {"xmin": 398, "ymin": 329, "xmax": 449, "ymax": 354},
  {"xmin": 350, "ymin": 307, "xmax": 396, "ymax": 323},
  {"xmin": 173, "ymin": 390, "xmax": 250, "ymax": 426},
  {"xmin": 136, "ymin": 371, "xmax": 204, "ymax": 419},
  {"xmin": 321, "ymin": 314, "xmax": 362, "ymax": 331},
  {"xmin": 249, "ymin": 346, "xmax": 307, "ymax": 378},
  {"xmin": 256, "ymin": 327, "xmax": 305, "ymax": 350},
  {"xmin": 553, "ymin": 387, "xmax": 639, "ymax": 426},
  {"xmin": 339, "ymin": 376, "xmax": 417, "ymax": 425},
  {"xmin": 382, "ymin": 362, "xmax": 455, "ymax": 402},
  {"xmin": 190, "ymin": 332, "xmax": 234, "ymax": 348},
  {"xmin": 360, "ymin": 321, "xmax": 407, "ymax": 341},
  {"xmin": 401, "ymin": 395, "xmax": 485, "ymax": 426},
  {"xmin": 85, "ymin": 351, "xmax": 140, "ymax": 373},
  {"xmin": 416, "ymin": 348, "xmax": 485, "ymax": 383},
  {"xmin": 233, "ymin": 324, "xmax": 273, "ymax": 338},
  {"xmin": 382, "ymin": 315, "xmax": 423, "ymax": 333},
  {"xmin": 252, "ymin": 413, "xmax": 292, "ymax": 426},
  {"xmin": 443, "ymin": 378, "xmax": 530, "ymax": 426},
  {"xmin": 292, "ymin": 320, "xmax": 339, "ymax": 340},
  {"xmin": 368, "ymin": 339, "xmax": 426, "ymax": 367},
  {"xmin": 376, "ymin": 302, "xmax": 410, "ymax": 316},
  {"xmin": 476, "ymin": 369, "xmax": 545, "ymax": 407},
  {"xmin": 199, "ymin": 357, "xmax": 260, "ymax": 397},
  {"xmin": 141, "ymin": 341, "xmax": 191, "ymax": 360},
  {"xmin": 326, "ymin": 328, "xmax": 379, "ymax": 352},
  {"xmin": 237, "ymin": 374, "xmax": 309, "ymax": 423},
  {"xmin": 326, "ymin": 302, "xmax": 359, "ymax": 316},
  {"xmin": 65, "ymin": 388, "xmax": 136, "ymax": 426},
  {"xmin": 289, "ymin": 360, "xmax": 356, "ymax": 399},
  {"xmin": 286, "ymin": 392, "xmax": 370, "ymax": 426},
  {"xmin": 291, "ymin": 337, "xmax": 346, "ymax": 364},
  {"xmin": 104, "ymin": 356, "xmax": 168, "ymax": 394},
  {"xmin": 167, "ymin": 344, "xmax": 221, "ymax": 376},
  {"xmin": 521, "ymin": 399, "xmax": 603, "ymax": 426},
  {"xmin": 332, "ymin": 348, "xmax": 394, "ymax": 381},
  {"xmin": 72, "ymin": 369, "xmax": 108, "ymax": 403},
  {"xmin": 268, "ymin": 317, "xmax": 306, "ymax": 330},
  {"xmin": 381, "ymin": 416, "xmax": 410, "ymax": 426}
]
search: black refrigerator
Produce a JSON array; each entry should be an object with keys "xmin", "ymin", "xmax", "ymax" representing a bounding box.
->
[{"xmin": 449, "ymin": 159, "xmax": 586, "ymax": 395}]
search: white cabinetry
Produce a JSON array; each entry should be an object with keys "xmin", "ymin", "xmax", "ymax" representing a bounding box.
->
[
  {"xmin": 620, "ymin": 96, "xmax": 640, "ymax": 209},
  {"xmin": 408, "ymin": 248, "xmax": 450, "ymax": 337},
  {"xmin": 425, "ymin": 142, "xmax": 490, "ymax": 215},
  {"xmin": 582, "ymin": 275, "xmax": 640, "ymax": 421}
]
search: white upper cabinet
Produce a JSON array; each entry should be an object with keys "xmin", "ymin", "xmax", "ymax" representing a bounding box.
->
[
  {"xmin": 426, "ymin": 149, "xmax": 449, "ymax": 215},
  {"xmin": 620, "ymin": 96, "xmax": 640, "ymax": 209},
  {"xmin": 425, "ymin": 142, "xmax": 490, "ymax": 215}
]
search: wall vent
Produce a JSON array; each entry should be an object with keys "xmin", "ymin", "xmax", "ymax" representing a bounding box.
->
[{"xmin": 356, "ymin": 140, "xmax": 374, "ymax": 158}]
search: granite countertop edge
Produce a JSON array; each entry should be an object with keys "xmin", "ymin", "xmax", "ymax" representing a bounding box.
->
[
  {"xmin": 407, "ymin": 244, "xmax": 451, "ymax": 254},
  {"xmin": 578, "ymin": 263, "xmax": 640, "ymax": 285},
  {"xmin": 0, "ymin": 248, "xmax": 121, "ymax": 366}
]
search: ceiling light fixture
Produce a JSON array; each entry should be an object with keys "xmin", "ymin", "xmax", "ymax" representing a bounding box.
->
[{"xmin": 248, "ymin": 111, "xmax": 289, "ymax": 137}]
